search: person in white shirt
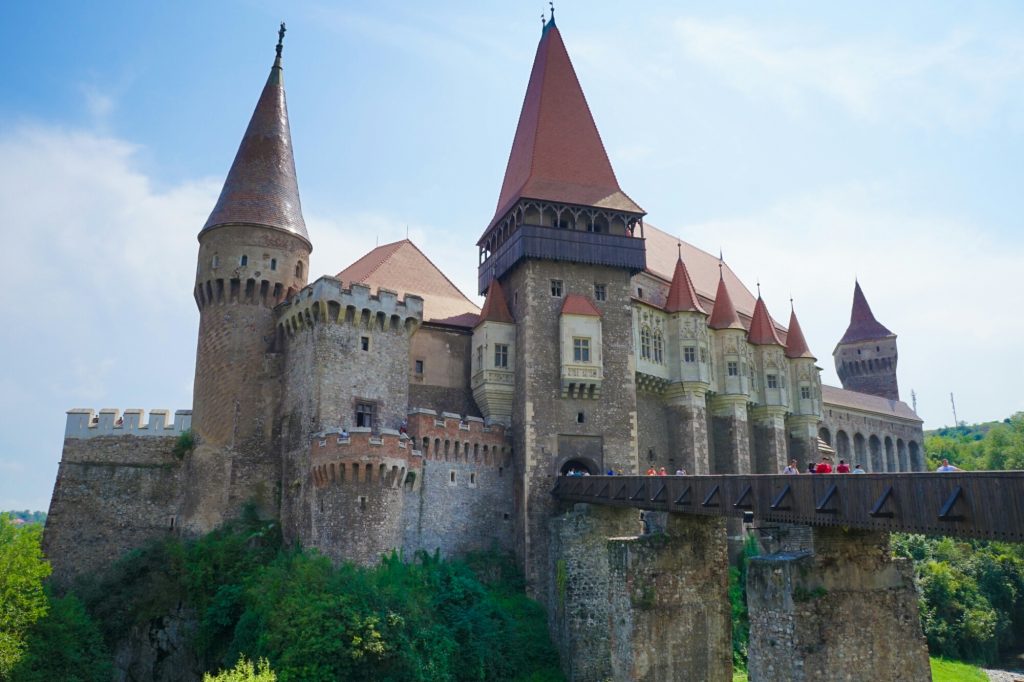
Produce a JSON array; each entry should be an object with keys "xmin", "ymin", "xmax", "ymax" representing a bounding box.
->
[
  {"xmin": 936, "ymin": 458, "xmax": 962, "ymax": 472},
  {"xmin": 853, "ymin": 464, "xmax": 866, "ymax": 474},
  {"xmin": 783, "ymin": 459, "xmax": 800, "ymax": 475}
]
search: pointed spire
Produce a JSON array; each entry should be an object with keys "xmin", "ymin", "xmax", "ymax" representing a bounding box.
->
[
  {"xmin": 708, "ymin": 271, "xmax": 744, "ymax": 330},
  {"xmin": 202, "ymin": 23, "xmax": 309, "ymax": 245},
  {"xmin": 748, "ymin": 295, "xmax": 783, "ymax": 345},
  {"xmin": 785, "ymin": 304, "xmax": 815, "ymax": 359},
  {"xmin": 839, "ymin": 281, "xmax": 894, "ymax": 344},
  {"xmin": 476, "ymin": 278, "xmax": 515, "ymax": 326},
  {"xmin": 665, "ymin": 254, "xmax": 706, "ymax": 314},
  {"xmin": 487, "ymin": 19, "xmax": 642, "ymax": 230}
]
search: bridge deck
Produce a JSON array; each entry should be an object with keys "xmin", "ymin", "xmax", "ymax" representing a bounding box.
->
[{"xmin": 551, "ymin": 472, "xmax": 1024, "ymax": 542}]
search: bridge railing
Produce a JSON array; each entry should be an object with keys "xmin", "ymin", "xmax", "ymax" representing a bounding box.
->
[{"xmin": 551, "ymin": 472, "xmax": 1024, "ymax": 542}]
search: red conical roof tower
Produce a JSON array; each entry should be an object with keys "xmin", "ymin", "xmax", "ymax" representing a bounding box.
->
[
  {"xmin": 839, "ymin": 281, "xmax": 894, "ymax": 344},
  {"xmin": 665, "ymin": 251, "xmax": 707, "ymax": 314},
  {"xmin": 747, "ymin": 295, "xmax": 782, "ymax": 345},
  {"xmin": 785, "ymin": 305, "xmax": 815, "ymax": 359},
  {"xmin": 476, "ymin": 278, "xmax": 515, "ymax": 326},
  {"xmin": 202, "ymin": 25, "xmax": 309, "ymax": 245},
  {"xmin": 487, "ymin": 17, "xmax": 642, "ymax": 231},
  {"xmin": 708, "ymin": 269, "xmax": 745, "ymax": 330}
]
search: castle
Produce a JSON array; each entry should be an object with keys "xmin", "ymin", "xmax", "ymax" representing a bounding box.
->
[{"xmin": 44, "ymin": 16, "xmax": 924, "ymax": 613}]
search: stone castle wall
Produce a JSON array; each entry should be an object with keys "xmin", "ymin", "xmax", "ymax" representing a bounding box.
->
[
  {"xmin": 821, "ymin": 406, "xmax": 924, "ymax": 472},
  {"xmin": 44, "ymin": 410, "xmax": 189, "ymax": 587}
]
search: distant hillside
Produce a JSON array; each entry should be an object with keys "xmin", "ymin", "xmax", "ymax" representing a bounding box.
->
[
  {"xmin": 924, "ymin": 412, "xmax": 1023, "ymax": 471},
  {"xmin": 3, "ymin": 510, "xmax": 47, "ymax": 525}
]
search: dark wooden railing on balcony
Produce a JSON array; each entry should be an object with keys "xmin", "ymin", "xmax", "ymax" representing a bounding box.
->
[
  {"xmin": 478, "ymin": 224, "xmax": 646, "ymax": 294},
  {"xmin": 552, "ymin": 472, "xmax": 1024, "ymax": 542}
]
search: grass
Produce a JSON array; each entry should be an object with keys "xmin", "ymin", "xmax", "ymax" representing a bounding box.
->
[
  {"xmin": 930, "ymin": 657, "xmax": 988, "ymax": 682},
  {"xmin": 732, "ymin": 658, "xmax": 986, "ymax": 682}
]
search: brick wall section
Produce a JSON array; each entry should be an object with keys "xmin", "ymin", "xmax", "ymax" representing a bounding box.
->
[
  {"xmin": 44, "ymin": 436, "xmax": 184, "ymax": 587},
  {"xmin": 608, "ymin": 514, "xmax": 732, "ymax": 682},
  {"xmin": 821, "ymin": 406, "xmax": 925, "ymax": 472},
  {"xmin": 507, "ymin": 261, "xmax": 640, "ymax": 598},
  {"xmin": 548, "ymin": 504, "xmax": 640, "ymax": 682},
  {"xmin": 746, "ymin": 528, "xmax": 930, "ymax": 682}
]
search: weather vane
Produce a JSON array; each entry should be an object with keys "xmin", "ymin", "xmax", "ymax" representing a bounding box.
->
[{"xmin": 276, "ymin": 22, "xmax": 286, "ymax": 59}]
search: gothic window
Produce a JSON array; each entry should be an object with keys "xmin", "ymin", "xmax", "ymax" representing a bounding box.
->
[
  {"xmin": 640, "ymin": 326, "xmax": 652, "ymax": 360},
  {"xmin": 652, "ymin": 331, "xmax": 664, "ymax": 364},
  {"xmin": 494, "ymin": 344, "xmax": 509, "ymax": 368},
  {"xmin": 594, "ymin": 283, "xmax": 606, "ymax": 301},
  {"xmin": 573, "ymin": 337, "xmax": 591, "ymax": 363},
  {"xmin": 355, "ymin": 401, "xmax": 376, "ymax": 429},
  {"xmin": 239, "ymin": 254, "xmax": 248, "ymax": 267},
  {"xmin": 684, "ymin": 346, "xmax": 696, "ymax": 363},
  {"xmin": 767, "ymin": 374, "xmax": 778, "ymax": 389},
  {"xmin": 727, "ymin": 361, "xmax": 739, "ymax": 376},
  {"xmin": 801, "ymin": 385, "xmax": 812, "ymax": 400},
  {"xmin": 550, "ymin": 279, "xmax": 563, "ymax": 297},
  {"xmin": 270, "ymin": 258, "xmax": 277, "ymax": 271}
]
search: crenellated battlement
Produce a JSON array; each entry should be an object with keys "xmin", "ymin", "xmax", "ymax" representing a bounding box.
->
[
  {"xmin": 64, "ymin": 408, "xmax": 193, "ymax": 439},
  {"xmin": 406, "ymin": 409, "xmax": 512, "ymax": 467},
  {"xmin": 276, "ymin": 276, "xmax": 423, "ymax": 338},
  {"xmin": 310, "ymin": 427, "xmax": 423, "ymax": 490}
]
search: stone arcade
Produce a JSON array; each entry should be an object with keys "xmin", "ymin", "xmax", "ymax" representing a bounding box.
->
[{"xmin": 44, "ymin": 16, "xmax": 934, "ymax": 682}]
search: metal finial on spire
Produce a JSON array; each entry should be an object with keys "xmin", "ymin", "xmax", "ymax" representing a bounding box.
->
[
  {"xmin": 550, "ymin": 1, "xmax": 555, "ymax": 20},
  {"xmin": 541, "ymin": 12, "xmax": 546, "ymax": 31},
  {"xmin": 756, "ymin": 280, "xmax": 761, "ymax": 297},
  {"xmin": 677, "ymin": 242, "xmax": 682, "ymax": 259},
  {"xmin": 790, "ymin": 294, "xmax": 794, "ymax": 311},
  {"xmin": 276, "ymin": 22, "xmax": 286, "ymax": 60}
]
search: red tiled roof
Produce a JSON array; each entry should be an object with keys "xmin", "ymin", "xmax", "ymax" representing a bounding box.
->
[
  {"xmin": 785, "ymin": 306, "xmax": 815, "ymax": 359},
  {"xmin": 708, "ymin": 272, "xmax": 744, "ymax": 330},
  {"xmin": 336, "ymin": 240, "xmax": 479, "ymax": 326},
  {"xmin": 664, "ymin": 255, "xmax": 706, "ymax": 314},
  {"xmin": 561, "ymin": 293, "xmax": 601, "ymax": 317},
  {"xmin": 487, "ymin": 20, "xmax": 642, "ymax": 231},
  {"xmin": 748, "ymin": 296, "xmax": 783, "ymax": 345},
  {"xmin": 839, "ymin": 281, "xmax": 894, "ymax": 344},
  {"xmin": 202, "ymin": 49, "xmax": 308, "ymax": 245},
  {"xmin": 476, "ymin": 279, "xmax": 514, "ymax": 326},
  {"xmin": 822, "ymin": 385, "xmax": 921, "ymax": 422}
]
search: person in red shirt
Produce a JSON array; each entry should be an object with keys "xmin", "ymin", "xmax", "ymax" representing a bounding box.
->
[
  {"xmin": 658, "ymin": 467, "xmax": 668, "ymax": 476},
  {"xmin": 646, "ymin": 466, "xmax": 657, "ymax": 476},
  {"xmin": 815, "ymin": 457, "xmax": 833, "ymax": 474},
  {"xmin": 836, "ymin": 459, "xmax": 851, "ymax": 473}
]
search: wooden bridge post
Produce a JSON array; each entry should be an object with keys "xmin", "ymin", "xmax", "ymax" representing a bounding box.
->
[
  {"xmin": 606, "ymin": 513, "xmax": 732, "ymax": 682},
  {"xmin": 746, "ymin": 526, "xmax": 930, "ymax": 682}
]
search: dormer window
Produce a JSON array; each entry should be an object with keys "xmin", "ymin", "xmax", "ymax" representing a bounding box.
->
[{"xmin": 239, "ymin": 254, "xmax": 248, "ymax": 267}]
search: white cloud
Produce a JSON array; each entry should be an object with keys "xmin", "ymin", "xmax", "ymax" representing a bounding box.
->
[
  {"xmin": 681, "ymin": 182, "xmax": 1024, "ymax": 427},
  {"xmin": 669, "ymin": 17, "xmax": 1024, "ymax": 128}
]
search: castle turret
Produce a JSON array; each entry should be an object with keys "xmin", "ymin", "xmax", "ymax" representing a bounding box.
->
[
  {"xmin": 472, "ymin": 278, "xmax": 516, "ymax": 425},
  {"xmin": 784, "ymin": 303, "xmax": 822, "ymax": 464},
  {"xmin": 708, "ymin": 267, "xmax": 752, "ymax": 473},
  {"xmin": 747, "ymin": 294, "xmax": 788, "ymax": 473},
  {"xmin": 662, "ymin": 253, "xmax": 712, "ymax": 474},
  {"xmin": 833, "ymin": 281, "xmax": 899, "ymax": 400},
  {"xmin": 188, "ymin": 25, "xmax": 311, "ymax": 530},
  {"xmin": 476, "ymin": 15, "xmax": 645, "ymax": 594}
]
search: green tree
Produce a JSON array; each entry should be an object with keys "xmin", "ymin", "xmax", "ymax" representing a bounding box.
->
[
  {"xmin": 10, "ymin": 592, "xmax": 111, "ymax": 682},
  {"xmin": 204, "ymin": 656, "xmax": 276, "ymax": 682},
  {"xmin": 0, "ymin": 514, "xmax": 51, "ymax": 679}
]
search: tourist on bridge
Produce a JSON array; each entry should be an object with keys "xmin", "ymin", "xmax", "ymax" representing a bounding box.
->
[
  {"xmin": 836, "ymin": 460, "xmax": 851, "ymax": 473},
  {"xmin": 937, "ymin": 458, "xmax": 962, "ymax": 472},
  {"xmin": 853, "ymin": 464, "xmax": 867, "ymax": 473},
  {"xmin": 815, "ymin": 456, "xmax": 833, "ymax": 474},
  {"xmin": 783, "ymin": 459, "xmax": 800, "ymax": 474},
  {"xmin": 646, "ymin": 466, "xmax": 657, "ymax": 476}
]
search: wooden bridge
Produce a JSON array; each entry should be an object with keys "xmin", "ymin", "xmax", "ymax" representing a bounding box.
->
[{"xmin": 552, "ymin": 471, "xmax": 1024, "ymax": 542}]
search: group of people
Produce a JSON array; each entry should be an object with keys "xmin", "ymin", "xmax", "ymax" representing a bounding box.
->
[
  {"xmin": 645, "ymin": 466, "xmax": 687, "ymax": 476},
  {"xmin": 783, "ymin": 457, "xmax": 865, "ymax": 474}
]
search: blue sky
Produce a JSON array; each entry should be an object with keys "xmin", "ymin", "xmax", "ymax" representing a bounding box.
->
[{"xmin": 2, "ymin": 1, "xmax": 1022, "ymax": 511}]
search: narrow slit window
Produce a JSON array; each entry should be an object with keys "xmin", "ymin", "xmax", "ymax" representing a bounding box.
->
[
  {"xmin": 270, "ymin": 258, "xmax": 277, "ymax": 271},
  {"xmin": 240, "ymin": 254, "xmax": 248, "ymax": 267}
]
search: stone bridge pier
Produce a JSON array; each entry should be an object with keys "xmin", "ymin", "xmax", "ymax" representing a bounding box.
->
[
  {"xmin": 549, "ymin": 504, "xmax": 732, "ymax": 682},
  {"xmin": 746, "ymin": 526, "xmax": 930, "ymax": 682}
]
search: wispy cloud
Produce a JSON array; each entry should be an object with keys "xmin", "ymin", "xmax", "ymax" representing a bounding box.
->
[{"xmin": 671, "ymin": 18, "xmax": 1024, "ymax": 128}]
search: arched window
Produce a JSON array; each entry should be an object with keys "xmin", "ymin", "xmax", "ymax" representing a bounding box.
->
[
  {"xmin": 640, "ymin": 326, "xmax": 652, "ymax": 361},
  {"xmin": 652, "ymin": 330, "xmax": 664, "ymax": 364},
  {"xmin": 295, "ymin": 261, "xmax": 304, "ymax": 278}
]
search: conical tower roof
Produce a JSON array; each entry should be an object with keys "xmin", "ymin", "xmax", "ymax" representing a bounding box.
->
[
  {"xmin": 748, "ymin": 296, "xmax": 782, "ymax": 345},
  {"xmin": 487, "ymin": 18, "xmax": 642, "ymax": 232},
  {"xmin": 665, "ymin": 253, "xmax": 707, "ymax": 314},
  {"xmin": 839, "ymin": 281, "xmax": 894, "ymax": 344},
  {"xmin": 476, "ymin": 278, "xmax": 514, "ymax": 326},
  {"xmin": 785, "ymin": 305, "xmax": 815, "ymax": 359},
  {"xmin": 202, "ymin": 25, "xmax": 309, "ymax": 246},
  {"xmin": 708, "ymin": 270, "xmax": 744, "ymax": 330}
]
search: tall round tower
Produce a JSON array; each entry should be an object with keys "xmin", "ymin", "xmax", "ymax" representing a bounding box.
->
[
  {"xmin": 188, "ymin": 25, "xmax": 311, "ymax": 529},
  {"xmin": 833, "ymin": 281, "xmax": 899, "ymax": 401}
]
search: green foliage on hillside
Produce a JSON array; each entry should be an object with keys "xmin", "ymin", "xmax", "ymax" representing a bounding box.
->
[
  {"xmin": 728, "ymin": 534, "xmax": 760, "ymax": 672},
  {"xmin": 204, "ymin": 656, "xmax": 276, "ymax": 682},
  {"xmin": 924, "ymin": 412, "xmax": 1024, "ymax": 471},
  {"xmin": 56, "ymin": 509, "xmax": 562, "ymax": 682},
  {"xmin": 9, "ymin": 592, "xmax": 110, "ymax": 682},
  {"xmin": 1, "ymin": 512, "xmax": 46, "ymax": 526},
  {"xmin": 0, "ymin": 514, "xmax": 51, "ymax": 680}
]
